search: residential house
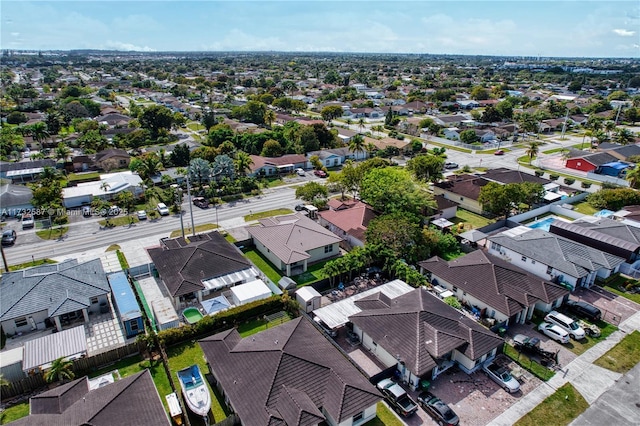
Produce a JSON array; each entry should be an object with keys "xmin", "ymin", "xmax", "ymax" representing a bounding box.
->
[
  {"xmin": 247, "ymin": 213, "xmax": 342, "ymax": 276},
  {"xmin": 147, "ymin": 231, "xmax": 260, "ymax": 309},
  {"xmin": 595, "ymin": 161, "xmax": 632, "ymax": 178},
  {"xmin": 487, "ymin": 226, "xmax": 625, "ymax": 290},
  {"xmin": 318, "ymin": 200, "xmax": 378, "ymax": 248},
  {"xmin": 474, "ymin": 129, "xmax": 496, "ymax": 142},
  {"xmin": 0, "ymin": 259, "xmax": 110, "ymax": 335},
  {"xmin": 349, "ymin": 287, "xmax": 504, "ymax": 388},
  {"xmin": 95, "ymin": 113, "xmax": 131, "ymax": 127},
  {"xmin": 200, "ymin": 317, "xmax": 381, "ymax": 426},
  {"xmin": 71, "ymin": 155, "xmax": 94, "ymax": 172},
  {"xmin": 0, "ymin": 183, "xmax": 33, "ymax": 217},
  {"xmin": 597, "ymin": 143, "xmax": 640, "ymax": 162},
  {"xmin": 404, "ymin": 100, "xmax": 431, "ymax": 114},
  {"xmin": 94, "ymin": 148, "xmax": 131, "ymax": 171},
  {"xmin": 565, "ymin": 150, "xmax": 619, "ymax": 173},
  {"xmin": 443, "ymin": 128, "xmax": 461, "ymax": 140},
  {"xmin": 307, "ymin": 147, "xmax": 367, "ymax": 169},
  {"xmin": 419, "ymin": 250, "xmax": 569, "ymax": 326},
  {"xmin": 370, "ymin": 137, "xmax": 412, "ymax": 154},
  {"xmin": 434, "ymin": 114, "xmax": 470, "ymax": 127},
  {"xmin": 248, "ymin": 154, "xmax": 307, "ymax": 177},
  {"xmin": 456, "ymin": 100, "xmax": 480, "ymax": 110},
  {"xmin": 10, "ymin": 370, "xmax": 170, "ymax": 426},
  {"xmin": 62, "ymin": 171, "xmax": 143, "ymax": 208},
  {"xmin": 335, "ymin": 127, "xmax": 358, "ymax": 144},
  {"xmin": 0, "ymin": 159, "xmax": 57, "ymax": 183},
  {"xmin": 433, "ymin": 174, "xmax": 489, "ymax": 214},
  {"xmin": 428, "ymin": 194, "xmax": 458, "ymax": 220}
]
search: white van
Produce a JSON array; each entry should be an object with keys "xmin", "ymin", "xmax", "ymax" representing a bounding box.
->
[{"xmin": 544, "ymin": 311, "xmax": 585, "ymax": 340}]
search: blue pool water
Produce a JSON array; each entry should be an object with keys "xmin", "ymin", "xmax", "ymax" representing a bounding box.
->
[{"xmin": 527, "ymin": 216, "xmax": 558, "ymax": 232}]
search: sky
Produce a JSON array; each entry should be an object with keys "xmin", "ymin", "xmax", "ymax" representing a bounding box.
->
[{"xmin": 1, "ymin": 1, "xmax": 639, "ymax": 58}]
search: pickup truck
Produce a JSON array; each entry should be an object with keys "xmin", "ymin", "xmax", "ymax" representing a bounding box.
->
[
  {"xmin": 21, "ymin": 213, "xmax": 34, "ymax": 229},
  {"xmin": 377, "ymin": 379, "xmax": 418, "ymax": 417}
]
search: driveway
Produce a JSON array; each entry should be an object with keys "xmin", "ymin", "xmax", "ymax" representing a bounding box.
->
[
  {"xmin": 573, "ymin": 286, "xmax": 640, "ymax": 325},
  {"xmin": 506, "ymin": 322, "xmax": 578, "ymax": 368}
]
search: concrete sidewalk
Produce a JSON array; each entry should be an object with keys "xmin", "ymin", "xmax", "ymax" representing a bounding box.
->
[{"xmin": 489, "ymin": 310, "xmax": 640, "ymax": 426}]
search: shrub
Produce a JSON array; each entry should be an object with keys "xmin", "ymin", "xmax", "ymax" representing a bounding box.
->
[
  {"xmin": 443, "ymin": 296, "xmax": 461, "ymax": 309},
  {"xmin": 564, "ymin": 178, "xmax": 575, "ymax": 185},
  {"xmin": 549, "ymin": 174, "xmax": 560, "ymax": 181},
  {"xmin": 581, "ymin": 181, "xmax": 592, "ymax": 189},
  {"xmin": 534, "ymin": 170, "xmax": 544, "ymax": 177}
]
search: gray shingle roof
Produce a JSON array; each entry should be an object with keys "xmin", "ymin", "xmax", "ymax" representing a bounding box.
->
[
  {"xmin": 12, "ymin": 370, "xmax": 170, "ymax": 426},
  {"xmin": 147, "ymin": 231, "xmax": 252, "ymax": 297},
  {"xmin": 349, "ymin": 288, "xmax": 504, "ymax": 377},
  {"xmin": 199, "ymin": 317, "xmax": 381, "ymax": 426},
  {"xmin": 419, "ymin": 250, "xmax": 569, "ymax": 317},
  {"xmin": 488, "ymin": 228, "xmax": 626, "ymax": 279},
  {"xmin": 0, "ymin": 183, "xmax": 33, "ymax": 207},
  {"xmin": 0, "ymin": 259, "xmax": 110, "ymax": 322},
  {"xmin": 247, "ymin": 214, "xmax": 342, "ymax": 265}
]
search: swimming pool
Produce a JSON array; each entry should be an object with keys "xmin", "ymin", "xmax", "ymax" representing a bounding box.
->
[
  {"xmin": 182, "ymin": 307, "xmax": 204, "ymax": 324},
  {"xmin": 527, "ymin": 216, "xmax": 559, "ymax": 232}
]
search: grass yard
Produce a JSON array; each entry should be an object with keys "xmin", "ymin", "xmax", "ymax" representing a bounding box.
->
[
  {"xmin": 363, "ymin": 403, "xmax": 404, "ymax": 426},
  {"xmin": 292, "ymin": 261, "xmax": 328, "ymax": 285},
  {"xmin": 515, "ymin": 383, "xmax": 588, "ymax": 426},
  {"xmin": 170, "ymin": 223, "xmax": 218, "ymax": 238},
  {"xmin": 260, "ymin": 177, "xmax": 286, "ymax": 188},
  {"xmin": 9, "ymin": 258, "xmax": 56, "ymax": 271},
  {"xmin": 451, "ymin": 209, "xmax": 494, "ymax": 230},
  {"xmin": 67, "ymin": 172, "xmax": 101, "ymax": 182},
  {"xmin": 36, "ymin": 226, "xmax": 69, "ymax": 240},
  {"xmin": 593, "ymin": 330, "xmax": 640, "ymax": 373},
  {"xmin": 186, "ymin": 122, "xmax": 205, "ymax": 132},
  {"xmin": 98, "ymin": 216, "xmax": 139, "ymax": 227},
  {"xmin": 0, "ymin": 402, "xmax": 29, "ymax": 424},
  {"xmin": 237, "ymin": 312, "xmax": 292, "ymax": 337},
  {"xmin": 564, "ymin": 321, "xmax": 618, "ymax": 355},
  {"xmin": 242, "ymin": 248, "xmax": 283, "ymax": 284},
  {"xmin": 244, "ymin": 208, "xmax": 293, "ymax": 222},
  {"xmin": 223, "ymin": 232, "xmax": 237, "ymax": 243},
  {"xmin": 542, "ymin": 147, "xmax": 566, "ymax": 154},
  {"xmin": 602, "ymin": 275, "xmax": 640, "ymax": 304},
  {"xmin": 166, "ymin": 341, "xmax": 229, "ymax": 424},
  {"xmin": 573, "ymin": 202, "xmax": 598, "ymax": 215},
  {"xmin": 503, "ymin": 344, "xmax": 555, "ymax": 381}
]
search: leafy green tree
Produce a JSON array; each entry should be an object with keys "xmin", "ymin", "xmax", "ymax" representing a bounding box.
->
[
  {"xmin": 365, "ymin": 211, "xmax": 428, "ymax": 264},
  {"xmin": 44, "ymin": 357, "xmax": 75, "ymax": 383},
  {"xmin": 360, "ymin": 167, "xmax": 435, "ymax": 215},
  {"xmin": 77, "ymin": 129, "xmax": 108, "ymax": 153},
  {"xmin": 6, "ymin": 111, "xmax": 28, "ymax": 125},
  {"xmin": 116, "ymin": 190, "xmax": 135, "ymax": 214},
  {"xmin": 348, "ymin": 134, "xmax": 366, "ymax": 158},
  {"xmin": 55, "ymin": 143, "xmax": 71, "ymax": 162},
  {"xmin": 327, "ymin": 171, "xmax": 349, "ymax": 200},
  {"xmin": 321, "ymin": 105, "xmax": 343, "ymax": 122},
  {"xmin": 139, "ymin": 104, "xmax": 175, "ymax": 139},
  {"xmin": 626, "ymin": 167, "xmax": 640, "ymax": 190},
  {"xmin": 0, "ymin": 126, "xmax": 25, "ymax": 159},
  {"xmin": 130, "ymin": 152, "xmax": 163, "ymax": 181},
  {"xmin": 613, "ymin": 128, "xmax": 635, "ymax": 145},
  {"xmin": 205, "ymin": 123, "xmax": 234, "ymax": 147},
  {"xmin": 470, "ymin": 85, "xmax": 490, "ymax": 100},
  {"xmin": 519, "ymin": 182, "xmax": 546, "ymax": 208},
  {"xmin": 261, "ymin": 139, "xmax": 283, "ymax": 157},
  {"xmin": 201, "ymin": 109, "xmax": 217, "ymax": 132},
  {"xmin": 234, "ymin": 151, "xmax": 253, "ymax": 176},
  {"xmin": 406, "ymin": 154, "xmax": 444, "ymax": 183},
  {"xmin": 587, "ymin": 188, "xmax": 640, "ymax": 211},
  {"xmin": 478, "ymin": 182, "xmax": 524, "ymax": 218},
  {"xmin": 169, "ymin": 143, "xmax": 190, "ymax": 167},
  {"xmin": 293, "ymin": 125, "xmax": 320, "ymax": 153},
  {"xmin": 295, "ymin": 181, "xmax": 328, "ymax": 203},
  {"xmin": 459, "ymin": 129, "xmax": 479, "ymax": 144},
  {"xmin": 232, "ymin": 100, "xmax": 267, "ymax": 125}
]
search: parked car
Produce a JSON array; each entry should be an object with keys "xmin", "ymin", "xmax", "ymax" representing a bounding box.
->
[
  {"xmin": 82, "ymin": 206, "xmax": 92, "ymax": 217},
  {"xmin": 157, "ymin": 203, "xmax": 170, "ymax": 216},
  {"xmin": 444, "ymin": 162, "xmax": 459, "ymax": 169},
  {"xmin": 314, "ymin": 169, "xmax": 327, "ymax": 178},
  {"xmin": 544, "ymin": 310, "xmax": 586, "ymax": 340},
  {"xmin": 21, "ymin": 213, "xmax": 34, "ymax": 229},
  {"xmin": 537, "ymin": 321, "xmax": 570, "ymax": 344},
  {"xmin": 494, "ymin": 150, "xmax": 505, "ymax": 155},
  {"xmin": 482, "ymin": 362, "xmax": 520, "ymax": 393},
  {"xmin": 295, "ymin": 168, "xmax": 306, "ymax": 176},
  {"xmin": 294, "ymin": 204, "xmax": 305, "ymax": 211},
  {"xmin": 1, "ymin": 229, "xmax": 17, "ymax": 246},
  {"xmin": 192, "ymin": 197, "xmax": 208, "ymax": 209},
  {"xmin": 137, "ymin": 210, "xmax": 147, "ymax": 220},
  {"xmin": 417, "ymin": 392, "xmax": 459, "ymax": 426},
  {"xmin": 564, "ymin": 300, "xmax": 602, "ymax": 322},
  {"xmin": 513, "ymin": 334, "xmax": 558, "ymax": 365},
  {"xmin": 377, "ymin": 379, "xmax": 418, "ymax": 417},
  {"xmin": 101, "ymin": 206, "xmax": 121, "ymax": 217}
]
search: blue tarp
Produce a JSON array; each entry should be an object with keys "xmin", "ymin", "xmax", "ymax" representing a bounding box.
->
[
  {"xmin": 201, "ymin": 295, "xmax": 231, "ymax": 315},
  {"xmin": 594, "ymin": 209, "xmax": 615, "ymax": 218}
]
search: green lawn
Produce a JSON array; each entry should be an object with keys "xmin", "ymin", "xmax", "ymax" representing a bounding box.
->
[
  {"xmin": 363, "ymin": 403, "xmax": 404, "ymax": 426},
  {"xmin": 292, "ymin": 261, "xmax": 329, "ymax": 285},
  {"xmin": 237, "ymin": 312, "xmax": 291, "ymax": 337},
  {"xmin": 9, "ymin": 258, "xmax": 56, "ymax": 271},
  {"xmin": 244, "ymin": 208, "xmax": 293, "ymax": 222},
  {"xmin": 573, "ymin": 202, "xmax": 598, "ymax": 215},
  {"xmin": 451, "ymin": 209, "xmax": 494, "ymax": 230},
  {"xmin": 186, "ymin": 122, "xmax": 205, "ymax": 131},
  {"xmin": 67, "ymin": 172, "xmax": 101, "ymax": 182},
  {"xmin": 503, "ymin": 344, "xmax": 555, "ymax": 381},
  {"xmin": 98, "ymin": 216, "xmax": 139, "ymax": 227},
  {"xmin": 0, "ymin": 402, "xmax": 29, "ymax": 424},
  {"xmin": 594, "ymin": 330, "xmax": 640, "ymax": 373},
  {"xmin": 223, "ymin": 232, "xmax": 237, "ymax": 243},
  {"xmin": 542, "ymin": 147, "xmax": 566, "ymax": 154},
  {"xmin": 563, "ymin": 321, "xmax": 618, "ymax": 355},
  {"xmin": 602, "ymin": 275, "xmax": 640, "ymax": 304},
  {"xmin": 35, "ymin": 226, "xmax": 69, "ymax": 240},
  {"xmin": 170, "ymin": 223, "xmax": 218, "ymax": 238},
  {"xmin": 515, "ymin": 383, "xmax": 588, "ymax": 426},
  {"xmin": 242, "ymin": 248, "xmax": 283, "ymax": 284}
]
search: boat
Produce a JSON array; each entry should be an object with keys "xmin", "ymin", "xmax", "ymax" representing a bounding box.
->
[{"xmin": 176, "ymin": 365, "xmax": 211, "ymax": 418}]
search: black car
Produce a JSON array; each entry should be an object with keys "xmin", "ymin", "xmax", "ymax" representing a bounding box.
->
[
  {"xmin": 564, "ymin": 300, "xmax": 602, "ymax": 322},
  {"xmin": 294, "ymin": 204, "xmax": 305, "ymax": 211},
  {"xmin": 1, "ymin": 229, "xmax": 17, "ymax": 246},
  {"xmin": 417, "ymin": 392, "xmax": 459, "ymax": 426}
]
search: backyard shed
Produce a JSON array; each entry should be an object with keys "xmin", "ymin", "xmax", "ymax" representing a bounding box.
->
[
  {"xmin": 0, "ymin": 347, "xmax": 25, "ymax": 382},
  {"xmin": 278, "ymin": 276, "xmax": 297, "ymax": 291},
  {"xmin": 107, "ymin": 272, "xmax": 144, "ymax": 338},
  {"xmin": 151, "ymin": 298, "xmax": 180, "ymax": 331},
  {"xmin": 230, "ymin": 279, "xmax": 272, "ymax": 306},
  {"xmin": 296, "ymin": 286, "xmax": 322, "ymax": 313}
]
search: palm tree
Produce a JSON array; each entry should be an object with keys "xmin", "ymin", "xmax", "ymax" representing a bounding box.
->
[
  {"xmin": 604, "ymin": 121, "xmax": 616, "ymax": 137},
  {"xmin": 581, "ymin": 130, "xmax": 593, "ymax": 149},
  {"xmin": 40, "ymin": 166, "xmax": 60, "ymax": 183},
  {"xmin": 626, "ymin": 167, "xmax": 640, "ymax": 190},
  {"xmin": 44, "ymin": 357, "xmax": 75, "ymax": 384},
  {"xmin": 100, "ymin": 181, "xmax": 111, "ymax": 201},
  {"xmin": 55, "ymin": 143, "xmax": 71, "ymax": 162},
  {"xmin": 264, "ymin": 109, "xmax": 276, "ymax": 129},
  {"xmin": 358, "ymin": 118, "xmax": 365, "ymax": 133},
  {"xmin": 234, "ymin": 151, "xmax": 253, "ymax": 177},
  {"xmin": 134, "ymin": 153, "xmax": 163, "ymax": 182},
  {"xmin": 189, "ymin": 158, "xmax": 212, "ymax": 188},
  {"xmin": 348, "ymin": 134, "xmax": 366, "ymax": 160},
  {"xmin": 525, "ymin": 141, "xmax": 540, "ymax": 164},
  {"xmin": 613, "ymin": 128, "xmax": 635, "ymax": 145},
  {"xmin": 29, "ymin": 122, "xmax": 50, "ymax": 146}
]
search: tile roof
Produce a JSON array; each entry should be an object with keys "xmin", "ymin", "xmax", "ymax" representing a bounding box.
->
[
  {"xmin": 0, "ymin": 259, "xmax": 110, "ymax": 322},
  {"xmin": 249, "ymin": 154, "xmax": 307, "ymax": 172},
  {"xmin": 567, "ymin": 150, "xmax": 618, "ymax": 166},
  {"xmin": 247, "ymin": 213, "xmax": 342, "ymax": 265},
  {"xmin": 23, "ymin": 326, "xmax": 87, "ymax": 371},
  {"xmin": 433, "ymin": 194, "xmax": 458, "ymax": 211},
  {"xmin": 146, "ymin": 231, "xmax": 252, "ymax": 297},
  {"xmin": 349, "ymin": 288, "xmax": 504, "ymax": 377},
  {"xmin": 434, "ymin": 174, "xmax": 489, "ymax": 200},
  {"xmin": 482, "ymin": 167, "xmax": 551, "ymax": 186},
  {"xmin": 199, "ymin": 317, "xmax": 381, "ymax": 426},
  {"xmin": 419, "ymin": 251, "xmax": 569, "ymax": 317},
  {"xmin": 12, "ymin": 370, "xmax": 170, "ymax": 426},
  {"xmin": 488, "ymin": 228, "xmax": 626, "ymax": 279},
  {"xmin": 318, "ymin": 201, "xmax": 377, "ymax": 243}
]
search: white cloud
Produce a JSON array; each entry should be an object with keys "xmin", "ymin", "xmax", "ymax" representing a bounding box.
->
[
  {"xmin": 104, "ymin": 41, "xmax": 155, "ymax": 52},
  {"xmin": 612, "ymin": 28, "xmax": 636, "ymax": 36},
  {"xmin": 205, "ymin": 29, "xmax": 286, "ymax": 51},
  {"xmin": 10, "ymin": 32, "xmax": 19, "ymax": 37}
]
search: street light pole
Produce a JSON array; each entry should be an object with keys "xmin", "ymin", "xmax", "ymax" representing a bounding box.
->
[
  {"xmin": 172, "ymin": 184, "xmax": 185, "ymax": 239},
  {"xmin": 186, "ymin": 169, "xmax": 195, "ymax": 237}
]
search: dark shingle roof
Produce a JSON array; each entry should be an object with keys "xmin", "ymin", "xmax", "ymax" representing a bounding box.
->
[
  {"xmin": 419, "ymin": 251, "xmax": 569, "ymax": 317},
  {"xmin": 482, "ymin": 167, "xmax": 551, "ymax": 185},
  {"xmin": 147, "ymin": 231, "xmax": 252, "ymax": 297},
  {"xmin": 567, "ymin": 150, "xmax": 618, "ymax": 166},
  {"xmin": 434, "ymin": 174, "xmax": 489, "ymax": 200},
  {"xmin": 199, "ymin": 317, "xmax": 381, "ymax": 426},
  {"xmin": 349, "ymin": 288, "xmax": 504, "ymax": 377},
  {"xmin": 0, "ymin": 259, "xmax": 110, "ymax": 322},
  {"xmin": 12, "ymin": 370, "xmax": 170, "ymax": 426}
]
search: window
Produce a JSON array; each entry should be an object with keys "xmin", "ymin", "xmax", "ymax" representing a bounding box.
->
[
  {"xmin": 521, "ymin": 256, "xmax": 527, "ymax": 262},
  {"xmin": 130, "ymin": 321, "xmax": 140, "ymax": 331},
  {"xmin": 460, "ymin": 197, "xmax": 464, "ymax": 201},
  {"xmin": 14, "ymin": 317, "xmax": 27, "ymax": 328},
  {"xmin": 324, "ymin": 244, "xmax": 334, "ymax": 253},
  {"xmin": 90, "ymin": 297, "xmax": 99, "ymax": 304},
  {"xmin": 491, "ymin": 242, "xmax": 502, "ymax": 252},
  {"xmin": 532, "ymin": 260, "xmax": 536, "ymax": 265},
  {"xmin": 546, "ymin": 266, "xmax": 553, "ymax": 275},
  {"xmin": 452, "ymin": 286, "xmax": 458, "ymax": 293},
  {"xmin": 353, "ymin": 411, "xmax": 364, "ymax": 423}
]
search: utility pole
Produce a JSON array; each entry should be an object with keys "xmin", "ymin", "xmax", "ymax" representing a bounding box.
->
[
  {"xmin": 560, "ymin": 107, "xmax": 570, "ymax": 141},
  {"xmin": 186, "ymin": 169, "xmax": 195, "ymax": 237},
  {"xmin": 172, "ymin": 184, "xmax": 185, "ymax": 239},
  {"xmin": 0, "ymin": 244, "xmax": 8, "ymax": 273}
]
